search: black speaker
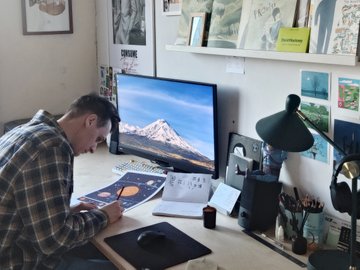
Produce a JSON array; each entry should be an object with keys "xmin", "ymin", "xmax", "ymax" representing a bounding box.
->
[
  {"xmin": 330, "ymin": 154, "xmax": 360, "ymax": 218},
  {"xmin": 109, "ymin": 131, "xmax": 121, "ymax": 155},
  {"xmin": 238, "ymin": 177, "xmax": 282, "ymax": 231}
]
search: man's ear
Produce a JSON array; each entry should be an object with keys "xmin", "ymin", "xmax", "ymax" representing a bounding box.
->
[{"xmin": 85, "ymin": 114, "xmax": 98, "ymax": 128}]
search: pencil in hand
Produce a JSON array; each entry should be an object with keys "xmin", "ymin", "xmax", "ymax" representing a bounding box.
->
[{"xmin": 117, "ymin": 186, "xmax": 125, "ymax": 200}]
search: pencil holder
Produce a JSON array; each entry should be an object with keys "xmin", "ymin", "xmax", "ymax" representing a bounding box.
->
[{"xmin": 303, "ymin": 211, "xmax": 324, "ymax": 249}]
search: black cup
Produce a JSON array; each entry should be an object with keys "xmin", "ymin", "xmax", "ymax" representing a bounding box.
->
[{"xmin": 203, "ymin": 205, "xmax": 216, "ymax": 229}]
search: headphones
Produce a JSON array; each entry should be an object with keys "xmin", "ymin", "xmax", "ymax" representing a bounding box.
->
[{"xmin": 330, "ymin": 154, "xmax": 360, "ymax": 218}]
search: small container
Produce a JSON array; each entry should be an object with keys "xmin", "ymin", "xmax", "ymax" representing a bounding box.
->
[{"xmin": 203, "ymin": 205, "xmax": 216, "ymax": 229}]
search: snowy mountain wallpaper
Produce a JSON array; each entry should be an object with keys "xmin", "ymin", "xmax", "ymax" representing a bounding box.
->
[{"xmin": 116, "ymin": 75, "xmax": 216, "ymax": 172}]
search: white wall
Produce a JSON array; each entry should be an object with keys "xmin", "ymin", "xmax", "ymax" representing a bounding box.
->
[
  {"xmin": 97, "ymin": 1, "xmax": 359, "ymax": 221},
  {"xmin": 0, "ymin": 0, "xmax": 97, "ymax": 132}
]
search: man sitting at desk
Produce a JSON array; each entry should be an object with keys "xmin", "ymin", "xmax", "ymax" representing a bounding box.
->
[{"xmin": 0, "ymin": 94, "xmax": 123, "ymax": 269}]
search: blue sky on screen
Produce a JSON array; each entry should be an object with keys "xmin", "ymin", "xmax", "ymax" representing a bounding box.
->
[{"xmin": 117, "ymin": 75, "xmax": 215, "ymax": 159}]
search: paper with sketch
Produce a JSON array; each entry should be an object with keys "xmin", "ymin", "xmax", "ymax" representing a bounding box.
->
[
  {"xmin": 152, "ymin": 172, "xmax": 212, "ymax": 218},
  {"xmin": 208, "ymin": 182, "xmax": 241, "ymax": 215},
  {"xmin": 74, "ymin": 171, "xmax": 166, "ymax": 212}
]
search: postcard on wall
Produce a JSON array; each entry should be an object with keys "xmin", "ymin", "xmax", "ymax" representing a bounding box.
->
[
  {"xmin": 301, "ymin": 70, "xmax": 330, "ymax": 100},
  {"xmin": 75, "ymin": 171, "xmax": 166, "ymax": 211},
  {"xmin": 300, "ymin": 101, "xmax": 330, "ymax": 133},
  {"xmin": 242, "ymin": 0, "xmax": 298, "ymax": 51},
  {"xmin": 337, "ymin": 77, "xmax": 360, "ymax": 112},
  {"xmin": 175, "ymin": 0, "xmax": 214, "ymax": 45},
  {"xmin": 207, "ymin": 0, "xmax": 243, "ymax": 49},
  {"xmin": 301, "ymin": 132, "xmax": 329, "ymax": 164},
  {"xmin": 108, "ymin": 0, "xmax": 155, "ymax": 76},
  {"xmin": 327, "ymin": 0, "xmax": 360, "ymax": 55},
  {"xmin": 333, "ymin": 119, "xmax": 360, "ymax": 163}
]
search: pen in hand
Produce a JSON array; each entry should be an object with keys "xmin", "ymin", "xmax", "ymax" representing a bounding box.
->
[{"xmin": 117, "ymin": 186, "xmax": 125, "ymax": 200}]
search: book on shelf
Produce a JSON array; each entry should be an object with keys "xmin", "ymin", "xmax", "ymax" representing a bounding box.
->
[
  {"xmin": 207, "ymin": 0, "xmax": 243, "ymax": 49},
  {"xmin": 240, "ymin": 0, "xmax": 298, "ymax": 51},
  {"xmin": 327, "ymin": 1, "xmax": 360, "ymax": 55},
  {"xmin": 236, "ymin": 0, "xmax": 252, "ymax": 49},
  {"xmin": 152, "ymin": 172, "xmax": 212, "ymax": 218},
  {"xmin": 308, "ymin": 0, "xmax": 337, "ymax": 54},
  {"xmin": 174, "ymin": 0, "xmax": 214, "ymax": 45},
  {"xmin": 276, "ymin": 27, "xmax": 310, "ymax": 52},
  {"xmin": 295, "ymin": 0, "xmax": 311, "ymax": 27}
]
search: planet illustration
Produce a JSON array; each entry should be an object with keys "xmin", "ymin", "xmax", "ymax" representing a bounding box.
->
[
  {"xmin": 98, "ymin": 192, "xmax": 111, "ymax": 198},
  {"xmin": 117, "ymin": 186, "xmax": 140, "ymax": 197},
  {"xmin": 146, "ymin": 180, "xmax": 155, "ymax": 185}
]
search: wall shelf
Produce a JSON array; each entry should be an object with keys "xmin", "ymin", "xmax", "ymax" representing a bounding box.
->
[{"xmin": 166, "ymin": 45, "xmax": 359, "ymax": 66}]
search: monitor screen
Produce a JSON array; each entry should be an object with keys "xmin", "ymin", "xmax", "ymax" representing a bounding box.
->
[{"xmin": 115, "ymin": 73, "xmax": 219, "ymax": 178}]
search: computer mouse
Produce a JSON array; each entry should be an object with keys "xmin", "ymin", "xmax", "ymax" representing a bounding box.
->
[{"xmin": 136, "ymin": 230, "xmax": 166, "ymax": 247}]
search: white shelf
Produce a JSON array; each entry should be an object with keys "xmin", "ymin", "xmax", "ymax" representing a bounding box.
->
[{"xmin": 166, "ymin": 45, "xmax": 359, "ymax": 66}]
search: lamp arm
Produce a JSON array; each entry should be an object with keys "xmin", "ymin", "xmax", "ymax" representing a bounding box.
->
[{"xmin": 296, "ymin": 110, "xmax": 347, "ymax": 156}]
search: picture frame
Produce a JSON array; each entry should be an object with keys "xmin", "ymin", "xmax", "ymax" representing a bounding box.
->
[
  {"xmin": 188, "ymin": 13, "xmax": 206, "ymax": 47},
  {"xmin": 162, "ymin": 0, "xmax": 182, "ymax": 16},
  {"xmin": 21, "ymin": 0, "xmax": 73, "ymax": 35}
]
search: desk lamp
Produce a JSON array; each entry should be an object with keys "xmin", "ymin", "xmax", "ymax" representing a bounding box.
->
[{"xmin": 256, "ymin": 94, "xmax": 360, "ymax": 270}]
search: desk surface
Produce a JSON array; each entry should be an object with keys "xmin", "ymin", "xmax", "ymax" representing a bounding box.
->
[{"xmin": 73, "ymin": 144, "xmax": 308, "ymax": 270}]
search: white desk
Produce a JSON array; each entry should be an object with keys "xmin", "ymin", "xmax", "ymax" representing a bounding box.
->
[{"xmin": 73, "ymin": 144, "xmax": 308, "ymax": 270}]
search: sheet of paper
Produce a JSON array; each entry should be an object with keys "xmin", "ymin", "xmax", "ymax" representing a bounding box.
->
[
  {"xmin": 73, "ymin": 170, "xmax": 166, "ymax": 212},
  {"xmin": 208, "ymin": 182, "xmax": 241, "ymax": 215}
]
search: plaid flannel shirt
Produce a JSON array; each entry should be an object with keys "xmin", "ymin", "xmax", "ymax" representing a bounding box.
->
[{"xmin": 0, "ymin": 110, "xmax": 108, "ymax": 270}]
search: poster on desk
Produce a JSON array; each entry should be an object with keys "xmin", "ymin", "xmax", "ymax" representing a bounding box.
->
[
  {"xmin": 76, "ymin": 171, "xmax": 166, "ymax": 211},
  {"xmin": 108, "ymin": 0, "xmax": 155, "ymax": 76}
]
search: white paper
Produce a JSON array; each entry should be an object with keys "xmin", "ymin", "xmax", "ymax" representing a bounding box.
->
[
  {"xmin": 208, "ymin": 182, "xmax": 241, "ymax": 215},
  {"xmin": 152, "ymin": 172, "xmax": 212, "ymax": 218}
]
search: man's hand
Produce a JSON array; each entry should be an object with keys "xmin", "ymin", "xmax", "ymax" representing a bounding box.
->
[
  {"xmin": 71, "ymin": 202, "xmax": 97, "ymax": 213},
  {"xmin": 100, "ymin": 201, "xmax": 124, "ymax": 224}
]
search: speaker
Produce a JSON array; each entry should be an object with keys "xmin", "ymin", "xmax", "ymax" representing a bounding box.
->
[
  {"xmin": 330, "ymin": 154, "xmax": 360, "ymax": 218},
  {"xmin": 238, "ymin": 176, "xmax": 282, "ymax": 231},
  {"xmin": 109, "ymin": 131, "xmax": 121, "ymax": 155}
]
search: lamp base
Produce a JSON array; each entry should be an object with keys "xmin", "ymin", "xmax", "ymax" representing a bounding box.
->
[{"xmin": 308, "ymin": 250, "xmax": 360, "ymax": 270}]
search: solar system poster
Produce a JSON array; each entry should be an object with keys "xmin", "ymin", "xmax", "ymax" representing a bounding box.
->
[{"xmin": 77, "ymin": 171, "xmax": 166, "ymax": 211}]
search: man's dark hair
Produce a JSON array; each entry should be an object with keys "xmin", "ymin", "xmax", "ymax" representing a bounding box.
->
[{"xmin": 67, "ymin": 93, "xmax": 120, "ymax": 132}]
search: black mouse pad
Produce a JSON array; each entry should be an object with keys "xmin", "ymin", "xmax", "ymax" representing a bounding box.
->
[{"xmin": 104, "ymin": 221, "xmax": 211, "ymax": 270}]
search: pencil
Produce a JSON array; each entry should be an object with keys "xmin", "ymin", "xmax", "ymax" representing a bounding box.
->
[{"xmin": 117, "ymin": 186, "xmax": 125, "ymax": 200}]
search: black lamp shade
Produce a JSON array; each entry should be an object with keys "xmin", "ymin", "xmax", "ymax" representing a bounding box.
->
[{"xmin": 255, "ymin": 94, "xmax": 314, "ymax": 152}]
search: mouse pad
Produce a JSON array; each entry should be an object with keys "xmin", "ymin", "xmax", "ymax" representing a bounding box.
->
[{"xmin": 104, "ymin": 221, "xmax": 211, "ymax": 270}]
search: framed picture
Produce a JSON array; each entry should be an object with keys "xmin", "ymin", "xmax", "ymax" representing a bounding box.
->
[
  {"xmin": 162, "ymin": 0, "xmax": 182, "ymax": 16},
  {"xmin": 188, "ymin": 13, "xmax": 206, "ymax": 47},
  {"xmin": 21, "ymin": 0, "xmax": 73, "ymax": 35}
]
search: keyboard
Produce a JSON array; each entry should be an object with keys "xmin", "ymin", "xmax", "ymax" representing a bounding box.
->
[{"xmin": 112, "ymin": 160, "xmax": 166, "ymax": 175}]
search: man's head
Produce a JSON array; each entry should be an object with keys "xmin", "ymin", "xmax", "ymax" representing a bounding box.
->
[{"xmin": 59, "ymin": 93, "xmax": 120, "ymax": 156}]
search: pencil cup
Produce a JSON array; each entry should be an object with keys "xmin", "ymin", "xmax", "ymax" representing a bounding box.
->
[
  {"xmin": 303, "ymin": 211, "xmax": 324, "ymax": 249},
  {"xmin": 203, "ymin": 205, "xmax": 216, "ymax": 229}
]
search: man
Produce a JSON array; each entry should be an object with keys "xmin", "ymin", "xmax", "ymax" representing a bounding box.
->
[{"xmin": 0, "ymin": 93, "xmax": 123, "ymax": 269}]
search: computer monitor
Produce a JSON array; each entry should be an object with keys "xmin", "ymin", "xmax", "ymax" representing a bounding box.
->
[{"xmin": 115, "ymin": 73, "xmax": 219, "ymax": 179}]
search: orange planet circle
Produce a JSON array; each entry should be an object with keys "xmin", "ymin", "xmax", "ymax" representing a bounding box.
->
[{"xmin": 117, "ymin": 186, "xmax": 139, "ymax": 197}]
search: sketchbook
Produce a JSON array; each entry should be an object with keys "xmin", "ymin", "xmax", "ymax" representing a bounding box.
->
[{"xmin": 152, "ymin": 172, "xmax": 212, "ymax": 218}]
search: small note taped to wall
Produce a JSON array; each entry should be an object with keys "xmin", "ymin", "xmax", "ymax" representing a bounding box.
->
[{"xmin": 208, "ymin": 182, "xmax": 241, "ymax": 215}]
